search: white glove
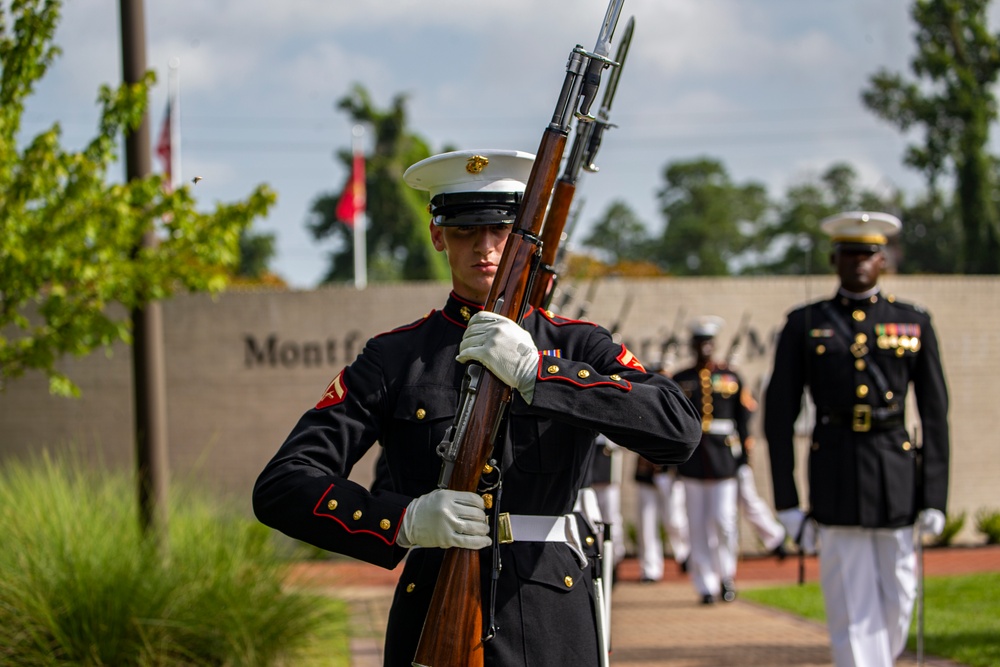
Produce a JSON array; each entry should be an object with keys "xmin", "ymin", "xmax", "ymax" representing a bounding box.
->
[
  {"xmin": 778, "ymin": 509, "xmax": 818, "ymax": 554},
  {"xmin": 456, "ymin": 312, "xmax": 539, "ymax": 403},
  {"xmin": 917, "ymin": 508, "xmax": 946, "ymax": 537},
  {"xmin": 398, "ymin": 489, "xmax": 492, "ymax": 550},
  {"xmin": 777, "ymin": 508, "xmax": 805, "ymax": 544}
]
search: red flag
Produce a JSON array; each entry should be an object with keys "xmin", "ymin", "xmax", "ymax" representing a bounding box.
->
[
  {"xmin": 335, "ymin": 151, "xmax": 365, "ymax": 228},
  {"xmin": 156, "ymin": 101, "xmax": 172, "ymax": 188}
]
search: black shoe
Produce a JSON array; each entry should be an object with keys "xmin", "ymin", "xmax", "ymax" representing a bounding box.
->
[
  {"xmin": 679, "ymin": 558, "xmax": 689, "ymax": 574},
  {"xmin": 721, "ymin": 579, "xmax": 737, "ymax": 602},
  {"xmin": 772, "ymin": 543, "xmax": 788, "ymax": 561},
  {"xmin": 700, "ymin": 593, "xmax": 715, "ymax": 605},
  {"xmin": 639, "ymin": 576, "xmax": 658, "ymax": 584}
]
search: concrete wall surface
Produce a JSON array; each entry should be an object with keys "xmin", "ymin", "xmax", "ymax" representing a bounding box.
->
[{"xmin": 1, "ymin": 276, "xmax": 996, "ymax": 549}]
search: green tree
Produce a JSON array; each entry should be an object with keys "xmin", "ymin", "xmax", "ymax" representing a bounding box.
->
[
  {"xmin": 897, "ymin": 191, "xmax": 963, "ymax": 273},
  {"xmin": 653, "ymin": 157, "xmax": 769, "ymax": 276},
  {"xmin": 308, "ymin": 84, "xmax": 449, "ymax": 284},
  {"xmin": 744, "ymin": 163, "xmax": 897, "ymax": 275},
  {"xmin": 236, "ymin": 227, "xmax": 276, "ymax": 280},
  {"xmin": 0, "ymin": 0, "xmax": 275, "ymax": 396},
  {"xmin": 862, "ymin": 0, "xmax": 1000, "ymax": 273},
  {"xmin": 581, "ymin": 199, "xmax": 651, "ymax": 264}
]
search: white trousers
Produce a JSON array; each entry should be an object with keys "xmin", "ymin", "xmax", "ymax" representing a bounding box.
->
[
  {"xmin": 592, "ymin": 482, "xmax": 625, "ymax": 565},
  {"xmin": 819, "ymin": 525, "xmax": 917, "ymax": 667},
  {"xmin": 683, "ymin": 477, "xmax": 738, "ymax": 596},
  {"xmin": 736, "ymin": 464, "xmax": 785, "ymax": 551},
  {"xmin": 636, "ymin": 473, "xmax": 690, "ymax": 580}
]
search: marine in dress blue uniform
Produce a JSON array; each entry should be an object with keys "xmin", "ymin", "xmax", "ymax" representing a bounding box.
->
[
  {"xmin": 764, "ymin": 211, "xmax": 950, "ymax": 667},
  {"xmin": 253, "ymin": 149, "xmax": 702, "ymax": 667},
  {"xmin": 673, "ymin": 316, "xmax": 751, "ymax": 604}
]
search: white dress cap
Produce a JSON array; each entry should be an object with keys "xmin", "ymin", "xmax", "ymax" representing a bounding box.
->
[
  {"xmin": 404, "ymin": 149, "xmax": 536, "ymax": 197},
  {"xmin": 688, "ymin": 315, "xmax": 725, "ymax": 339},
  {"xmin": 819, "ymin": 211, "xmax": 902, "ymax": 247},
  {"xmin": 403, "ymin": 149, "xmax": 536, "ymax": 226}
]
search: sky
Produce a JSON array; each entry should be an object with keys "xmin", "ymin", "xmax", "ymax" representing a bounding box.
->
[{"xmin": 23, "ymin": 0, "xmax": 999, "ymax": 288}]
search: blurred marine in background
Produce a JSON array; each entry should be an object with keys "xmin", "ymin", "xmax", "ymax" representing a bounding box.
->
[{"xmin": 764, "ymin": 211, "xmax": 950, "ymax": 667}]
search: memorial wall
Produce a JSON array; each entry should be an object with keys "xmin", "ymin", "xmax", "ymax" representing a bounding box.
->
[{"xmin": 1, "ymin": 276, "xmax": 995, "ymax": 549}]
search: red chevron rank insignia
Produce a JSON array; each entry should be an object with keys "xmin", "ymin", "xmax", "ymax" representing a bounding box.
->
[
  {"xmin": 616, "ymin": 345, "xmax": 646, "ymax": 373},
  {"xmin": 316, "ymin": 369, "xmax": 348, "ymax": 409}
]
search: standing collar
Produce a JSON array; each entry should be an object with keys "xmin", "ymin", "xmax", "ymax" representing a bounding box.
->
[
  {"xmin": 836, "ymin": 286, "xmax": 881, "ymax": 302},
  {"xmin": 442, "ymin": 291, "xmax": 484, "ymax": 326}
]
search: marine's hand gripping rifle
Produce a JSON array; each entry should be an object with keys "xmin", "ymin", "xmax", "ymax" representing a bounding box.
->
[
  {"xmin": 528, "ymin": 15, "xmax": 634, "ymax": 311},
  {"xmin": 412, "ymin": 3, "xmax": 626, "ymax": 666}
]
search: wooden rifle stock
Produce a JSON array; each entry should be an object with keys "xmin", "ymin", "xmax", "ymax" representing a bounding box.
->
[
  {"xmin": 413, "ymin": 2, "xmax": 625, "ymax": 662},
  {"xmin": 528, "ymin": 177, "xmax": 576, "ymax": 308},
  {"xmin": 412, "ymin": 129, "xmax": 567, "ymax": 667}
]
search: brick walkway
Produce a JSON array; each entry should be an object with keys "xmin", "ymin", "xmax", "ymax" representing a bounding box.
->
[{"xmin": 287, "ymin": 545, "xmax": 999, "ymax": 667}]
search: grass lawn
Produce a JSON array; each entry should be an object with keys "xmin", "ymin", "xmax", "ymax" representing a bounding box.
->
[{"xmin": 741, "ymin": 572, "xmax": 1000, "ymax": 667}]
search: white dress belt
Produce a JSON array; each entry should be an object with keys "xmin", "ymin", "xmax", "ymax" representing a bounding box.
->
[
  {"xmin": 503, "ymin": 513, "xmax": 588, "ymax": 568},
  {"xmin": 573, "ymin": 486, "xmax": 604, "ymax": 534},
  {"xmin": 706, "ymin": 418, "xmax": 735, "ymax": 435}
]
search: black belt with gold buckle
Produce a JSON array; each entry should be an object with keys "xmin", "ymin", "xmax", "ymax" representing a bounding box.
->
[{"xmin": 818, "ymin": 405, "xmax": 904, "ymax": 433}]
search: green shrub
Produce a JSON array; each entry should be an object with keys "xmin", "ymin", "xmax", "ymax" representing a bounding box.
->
[
  {"xmin": 932, "ymin": 511, "xmax": 966, "ymax": 547},
  {"xmin": 0, "ymin": 452, "xmax": 349, "ymax": 666},
  {"xmin": 974, "ymin": 507, "xmax": 1000, "ymax": 545}
]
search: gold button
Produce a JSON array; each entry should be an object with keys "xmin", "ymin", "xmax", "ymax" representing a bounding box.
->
[
  {"xmin": 406, "ymin": 583, "xmax": 416, "ymax": 593},
  {"xmin": 699, "ymin": 369, "xmax": 711, "ymax": 379},
  {"xmin": 564, "ymin": 576, "xmax": 574, "ymax": 588},
  {"xmin": 327, "ymin": 499, "xmax": 338, "ymax": 510},
  {"xmin": 885, "ymin": 391, "xmax": 894, "ymax": 400},
  {"xmin": 702, "ymin": 420, "xmax": 712, "ymax": 433},
  {"xmin": 380, "ymin": 519, "xmax": 390, "ymax": 530},
  {"xmin": 856, "ymin": 385, "xmax": 869, "ymax": 398},
  {"xmin": 703, "ymin": 404, "xmax": 714, "ymax": 415},
  {"xmin": 853, "ymin": 310, "xmax": 866, "ymax": 322},
  {"xmin": 816, "ymin": 344, "xmax": 826, "ymax": 355},
  {"xmin": 585, "ymin": 536, "xmax": 595, "ymax": 546},
  {"xmin": 902, "ymin": 441, "xmax": 912, "ymax": 451},
  {"xmin": 610, "ymin": 374, "xmax": 621, "ymax": 381},
  {"xmin": 415, "ymin": 408, "xmax": 426, "ymax": 420},
  {"xmin": 855, "ymin": 359, "xmax": 866, "ymax": 371},
  {"xmin": 577, "ymin": 369, "xmax": 590, "ymax": 379},
  {"xmin": 855, "ymin": 333, "xmax": 867, "ymax": 344},
  {"xmin": 547, "ymin": 364, "xmax": 560, "ymax": 374},
  {"xmin": 352, "ymin": 510, "xmax": 362, "ymax": 520},
  {"xmin": 896, "ymin": 347, "xmax": 905, "ymax": 357}
]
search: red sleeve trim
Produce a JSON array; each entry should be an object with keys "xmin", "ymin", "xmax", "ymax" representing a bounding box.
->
[{"xmin": 311, "ymin": 483, "xmax": 400, "ymax": 546}]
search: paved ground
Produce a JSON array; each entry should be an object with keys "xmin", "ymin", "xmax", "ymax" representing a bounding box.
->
[{"xmin": 288, "ymin": 545, "xmax": 998, "ymax": 667}]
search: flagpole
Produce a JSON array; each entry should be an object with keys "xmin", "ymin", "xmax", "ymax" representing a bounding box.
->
[
  {"xmin": 168, "ymin": 57, "xmax": 181, "ymax": 188},
  {"xmin": 352, "ymin": 124, "xmax": 367, "ymax": 290}
]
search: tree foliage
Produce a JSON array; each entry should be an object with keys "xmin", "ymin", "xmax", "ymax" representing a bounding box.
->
[
  {"xmin": 745, "ymin": 163, "xmax": 899, "ymax": 275},
  {"xmin": 862, "ymin": 0, "xmax": 1000, "ymax": 273},
  {"xmin": 307, "ymin": 84, "xmax": 449, "ymax": 284},
  {"xmin": 0, "ymin": 0, "xmax": 276, "ymax": 396},
  {"xmin": 654, "ymin": 158, "xmax": 769, "ymax": 276},
  {"xmin": 581, "ymin": 199, "xmax": 652, "ymax": 264}
]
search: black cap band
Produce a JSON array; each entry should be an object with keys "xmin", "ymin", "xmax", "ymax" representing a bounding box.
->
[{"xmin": 430, "ymin": 191, "xmax": 522, "ymax": 226}]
